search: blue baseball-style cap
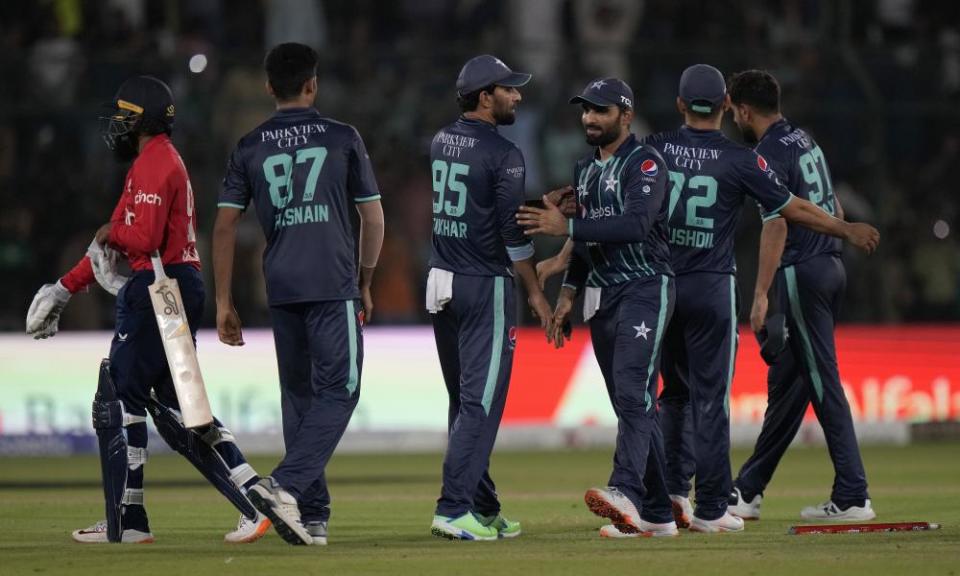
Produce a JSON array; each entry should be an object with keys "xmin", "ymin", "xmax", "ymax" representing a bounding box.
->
[
  {"xmin": 569, "ymin": 78, "xmax": 634, "ymax": 109},
  {"xmin": 456, "ymin": 55, "xmax": 531, "ymax": 96},
  {"xmin": 678, "ymin": 64, "xmax": 726, "ymax": 113}
]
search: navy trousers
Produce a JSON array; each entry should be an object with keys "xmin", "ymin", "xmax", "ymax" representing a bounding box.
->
[
  {"xmin": 270, "ymin": 300, "xmax": 363, "ymax": 522},
  {"xmin": 433, "ymin": 274, "xmax": 515, "ymax": 518},
  {"xmin": 734, "ymin": 254, "xmax": 869, "ymax": 505}
]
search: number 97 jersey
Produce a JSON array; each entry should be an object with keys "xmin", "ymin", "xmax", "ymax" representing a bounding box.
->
[
  {"xmin": 754, "ymin": 118, "xmax": 842, "ymax": 267},
  {"xmin": 219, "ymin": 108, "xmax": 381, "ymax": 305},
  {"xmin": 427, "ymin": 117, "xmax": 533, "ymax": 277}
]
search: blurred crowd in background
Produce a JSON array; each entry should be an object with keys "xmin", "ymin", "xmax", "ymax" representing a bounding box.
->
[{"xmin": 1, "ymin": 0, "xmax": 958, "ymax": 331}]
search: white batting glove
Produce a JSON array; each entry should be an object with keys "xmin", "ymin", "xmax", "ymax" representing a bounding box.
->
[
  {"xmin": 88, "ymin": 239, "xmax": 128, "ymax": 296},
  {"xmin": 26, "ymin": 281, "xmax": 72, "ymax": 339}
]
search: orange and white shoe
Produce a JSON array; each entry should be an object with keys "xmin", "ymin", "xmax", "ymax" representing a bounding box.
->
[
  {"xmin": 689, "ymin": 511, "xmax": 745, "ymax": 533},
  {"xmin": 669, "ymin": 495, "xmax": 693, "ymax": 529},
  {"xmin": 72, "ymin": 520, "xmax": 154, "ymax": 544},
  {"xmin": 599, "ymin": 520, "xmax": 680, "ymax": 538},
  {"xmin": 584, "ymin": 487, "xmax": 642, "ymax": 534},
  {"xmin": 224, "ymin": 512, "xmax": 272, "ymax": 543}
]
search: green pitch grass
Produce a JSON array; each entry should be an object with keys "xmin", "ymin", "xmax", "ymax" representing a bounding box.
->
[{"xmin": 1, "ymin": 444, "xmax": 957, "ymax": 576}]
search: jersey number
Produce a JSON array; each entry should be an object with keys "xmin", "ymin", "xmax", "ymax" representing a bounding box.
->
[
  {"xmin": 668, "ymin": 171, "xmax": 717, "ymax": 230},
  {"xmin": 262, "ymin": 147, "xmax": 328, "ymax": 209},
  {"xmin": 798, "ymin": 146, "xmax": 835, "ymax": 215},
  {"xmin": 432, "ymin": 160, "xmax": 469, "ymax": 218}
]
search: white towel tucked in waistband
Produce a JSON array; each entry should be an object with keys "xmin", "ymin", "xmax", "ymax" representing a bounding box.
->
[
  {"xmin": 425, "ymin": 268, "xmax": 454, "ymax": 313},
  {"xmin": 583, "ymin": 287, "xmax": 602, "ymax": 321}
]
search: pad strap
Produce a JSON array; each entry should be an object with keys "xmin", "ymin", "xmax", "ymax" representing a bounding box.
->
[
  {"xmin": 229, "ymin": 463, "xmax": 257, "ymax": 489},
  {"xmin": 121, "ymin": 488, "xmax": 144, "ymax": 506},
  {"xmin": 127, "ymin": 447, "xmax": 148, "ymax": 470}
]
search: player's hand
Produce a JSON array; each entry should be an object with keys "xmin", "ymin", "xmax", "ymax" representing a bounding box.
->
[
  {"xmin": 545, "ymin": 185, "xmax": 577, "ymax": 217},
  {"xmin": 216, "ymin": 305, "xmax": 245, "ymax": 346},
  {"xmin": 360, "ymin": 285, "xmax": 374, "ymax": 325},
  {"xmin": 527, "ymin": 292, "xmax": 554, "ymax": 341},
  {"xmin": 95, "ymin": 222, "xmax": 113, "ymax": 245},
  {"xmin": 87, "ymin": 238, "xmax": 128, "ymax": 296},
  {"xmin": 750, "ymin": 293, "xmax": 768, "ymax": 334},
  {"xmin": 843, "ymin": 222, "xmax": 880, "ymax": 254},
  {"xmin": 551, "ymin": 288, "xmax": 575, "ymax": 349},
  {"xmin": 517, "ymin": 194, "xmax": 569, "ymax": 237},
  {"xmin": 26, "ymin": 281, "xmax": 72, "ymax": 339},
  {"xmin": 536, "ymin": 255, "xmax": 568, "ymax": 290}
]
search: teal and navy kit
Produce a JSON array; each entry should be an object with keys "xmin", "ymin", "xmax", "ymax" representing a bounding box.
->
[
  {"xmin": 734, "ymin": 119, "xmax": 869, "ymax": 507},
  {"xmin": 428, "ymin": 116, "xmax": 534, "ymax": 519},
  {"xmin": 642, "ymin": 125, "xmax": 793, "ymax": 520},
  {"xmin": 220, "ymin": 107, "xmax": 378, "ymax": 522},
  {"xmin": 563, "ymin": 134, "xmax": 676, "ymax": 524}
]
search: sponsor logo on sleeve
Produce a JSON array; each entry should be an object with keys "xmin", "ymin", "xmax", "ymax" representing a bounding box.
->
[
  {"xmin": 757, "ymin": 154, "xmax": 769, "ymax": 171},
  {"xmin": 640, "ymin": 158, "xmax": 659, "ymax": 177}
]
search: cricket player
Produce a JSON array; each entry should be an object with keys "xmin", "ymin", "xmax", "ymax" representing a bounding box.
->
[
  {"xmin": 25, "ymin": 75, "xmax": 269, "ymax": 544},
  {"xmin": 518, "ymin": 78, "xmax": 680, "ymax": 538},
  {"xmin": 213, "ymin": 43, "xmax": 384, "ymax": 546},
  {"xmin": 727, "ymin": 70, "xmax": 876, "ymax": 522},
  {"xmin": 427, "ymin": 55, "xmax": 553, "ymax": 541}
]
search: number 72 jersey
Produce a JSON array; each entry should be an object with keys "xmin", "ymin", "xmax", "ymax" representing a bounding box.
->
[
  {"xmin": 219, "ymin": 107, "xmax": 381, "ymax": 305},
  {"xmin": 641, "ymin": 126, "xmax": 794, "ymax": 275},
  {"xmin": 754, "ymin": 118, "xmax": 842, "ymax": 267}
]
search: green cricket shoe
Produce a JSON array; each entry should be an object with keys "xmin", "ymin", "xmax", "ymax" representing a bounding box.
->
[
  {"xmin": 431, "ymin": 513, "xmax": 498, "ymax": 541},
  {"xmin": 479, "ymin": 514, "xmax": 522, "ymax": 539}
]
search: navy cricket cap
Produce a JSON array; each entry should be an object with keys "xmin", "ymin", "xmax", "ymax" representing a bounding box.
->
[
  {"xmin": 679, "ymin": 64, "xmax": 726, "ymax": 114},
  {"xmin": 456, "ymin": 55, "xmax": 531, "ymax": 96},
  {"xmin": 570, "ymin": 78, "xmax": 634, "ymax": 109},
  {"xmin": 756, "ymin": 313, "xmax": 789, "ymax": 366}
]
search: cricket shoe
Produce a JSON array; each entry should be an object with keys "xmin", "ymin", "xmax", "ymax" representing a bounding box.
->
[
  {"xmin": 305, "ymin": 520, "xmax": 328, "ymax": 545},
  {"xmin": 224, "ymin": 512, "xmax": 271, "ymax": 543},
  {"xmin": 728, "ymin": 487, "xmax": 762, "ymax": 520},
  {"xmin": 478, "ymin": 513, "xmax": 522, "ymax": 539},
  {"xmin": 800, "ymin": 499, "xmax": 875, "ymax": 521},
  {"xmin": 247, "ymin": 477, "xmax": 312, "ymax": 545},
  {"xmin": 599, "ymin": 520, "xmax": 679, "ymax": 538},
  {"xmin": 689, "ymin": 512, "xmax": 745, "ymax": 533},
  {"xmin": 584, "ymin": 487, "xmax": 642, "ymax": 534},
  {"xmin": 71, "ymin": 520, "xmax": 154, "ymax": 544},
  {"xmin": 669, "ymin": 494, "xmax": 693, "ymax": 528},
  {"xmin": 431, "ymin": 512, "xmax": 498, "ymax": 541}
]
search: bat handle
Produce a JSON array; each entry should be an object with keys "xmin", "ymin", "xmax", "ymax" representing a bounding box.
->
[{"xmin": 150, "ymin": 251, "xmax": 168, "ymax": 281}]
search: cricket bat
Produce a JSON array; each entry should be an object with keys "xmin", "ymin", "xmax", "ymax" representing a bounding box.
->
[
  {"xmin": 149, "ymin": 252, "xmax": 213, "ymax": 428},
  {"xmin": 788, "ymin": 521, "xmax": 942, "ymax": 535}
]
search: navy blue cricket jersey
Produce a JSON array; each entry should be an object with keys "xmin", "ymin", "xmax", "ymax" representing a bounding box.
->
[
  {"xmin": 755, "ymin": 118, "xmax": 842, "ymax": 267},
  {"xmin": 428, "ymin": 116, "xmax": 534, "ymax": 276},
  {"xmin": 219, "ymin": 107, "xmax": 381, "ymax": 305},
  {"xmin": 563, "ymin": 134, "xmax": 673, "ymax": 289},
  {"xmin": 641, "ymin": 126, "xmax": 793, "ymax": 275}
]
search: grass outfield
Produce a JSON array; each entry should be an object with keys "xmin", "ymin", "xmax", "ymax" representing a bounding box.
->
[{"xmin": 1, "ymin": 445, "xmax": 957, "ymax": 576}]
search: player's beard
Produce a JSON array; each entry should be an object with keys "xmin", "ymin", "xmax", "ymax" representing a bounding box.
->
[
  {"xmin": 585, "ymin": 122, "xmax": 622, "ymax": 147},
  {"xmin": 492, "ymin": 98, "xmax": 517, "ymax": 125},
  {"xmin": 738, "ymin": 123, "xmax": 759, "ymax": 145}
]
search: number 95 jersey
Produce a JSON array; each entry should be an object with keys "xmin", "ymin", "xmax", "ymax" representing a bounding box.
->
[
  {"xmin": 428, "ymin": 116, "xmax": 534, "ymax": 277},
  {"xmin": 754, "ymin": 118, "xmax": 842, "ymax": 267},
  {"xmin": 219, "ymin": 108, "xmax": 381, "ymax": 305}
]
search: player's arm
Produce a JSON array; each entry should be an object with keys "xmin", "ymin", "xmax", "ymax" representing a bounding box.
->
[
  {"xmin": 537, "ymin": 238, "xmax": 573, "ymax": 290},
  {"xmin": 213, "ymin": 146, "xmax": 253, "ymax": 346},
  {"xmin": 105, "ymin": 173, "xmax": 171, "ymax": 255},
  {"xmin": 494, "ymin": 147, "xmax": 553, "ymax": 332},
  {"xmin": 750, "ymin": 216, "xmax": 787, "ymax": 333},
  {"xmin": 356, "ymin": 199, "xmax": 384, "ymax": 323},
  {"xmin": 779, "ymin": 198, "xmax": 878, "ymax": 253}
]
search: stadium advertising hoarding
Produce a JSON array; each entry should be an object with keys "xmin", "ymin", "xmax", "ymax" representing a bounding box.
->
[{"xmin": 0, "ymin": 326, "xmax": 958, "ymax": 437}]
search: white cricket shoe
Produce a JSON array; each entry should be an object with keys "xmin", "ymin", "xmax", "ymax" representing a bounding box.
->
[
  {"xmin": 305, "ymin": 520, "xmax": 328, "ymax": 545},
  {"xmin": 224, "ymin": 512, "xmax": 272, "ymax": 543},
  {"xmin": 599, "ymin": 519, "xmax": 679, "ymax": 538},
  {"xmin": 584, "ymin": 487, "xmax": 642, "ymax": 534},
  {"xmin": 71, "ymin": 520, "xmax": 154, "ymax": 544},
  {"xmin": 669, "ymin": 494, "xmax": 693, "ymax": 528},
  {"xmin": 247, "ymin": 477, "xmax": 312, "ymax": 545},
  {"xmin": 800, "ymin": 499, "xmax": 875, "ymax": 521},
  {"xmin": 728, "ymin": 487, "xmax": 762, "ymax": 520},
  {"xmin": 689, "ymin": 512, "xmax": 745, "ymax": 533}
]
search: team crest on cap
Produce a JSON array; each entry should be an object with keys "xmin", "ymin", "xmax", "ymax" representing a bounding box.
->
[
  {"xmin": 757, "ymin": 154, "xmax": 769, "ymax": 171},
  {"xmin": 640, "ymin": 159, "xmax": 658, "ymax": 176}
]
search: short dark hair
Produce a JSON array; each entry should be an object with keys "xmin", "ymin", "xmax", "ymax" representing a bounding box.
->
[
  {"xmin": 264, "ymin": 43, "xmax": 319, "ymax": 101},
  {"xmin": 728, "ymin": 70, "xmax": 780, "ymax": 114},
  {"xmin": 457, "ymin": 84, "xmax": 496, "ymax": 113}
]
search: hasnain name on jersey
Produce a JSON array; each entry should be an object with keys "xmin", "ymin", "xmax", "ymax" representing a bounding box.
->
[{"xmin": 274, "ymin": 204, "xmax": 330, "ymax": 229}]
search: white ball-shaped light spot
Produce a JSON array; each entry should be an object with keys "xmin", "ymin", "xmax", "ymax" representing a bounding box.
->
[
  {"xmin": 933, "ymin": 219, "xmax": 950, "ymax": 240},
  {"xmin": 189, "ymin": 54, "xmax": 208, "ymax": 74}
]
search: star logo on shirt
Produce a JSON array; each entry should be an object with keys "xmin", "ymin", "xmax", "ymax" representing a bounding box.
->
[
  {"xmin": 604, "ymin": 176, "xmax": 618, "ymax": 192},
  {"xmin": 577, "ymin": 184, "xmax": 588, "ymax": 200},
  {"xmin": 591, "ymin": 80, "xmax": 607, "ymax": 90},
  {"xmin": 633, "ymin": 322, "xmax": 652, "ymax": 340}
]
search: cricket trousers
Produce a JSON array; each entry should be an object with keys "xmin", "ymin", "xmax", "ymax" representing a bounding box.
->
[
  {"xmin": 591, "ymin": 274, "xmax": 675, "ymax": 524},
  {"xmin": 734, "ymin": 254, "xmax": 869, "ymax": 505},
  {"xmin": 270, "ymin": 300, "xmax": 363, "ymax": 523},
  {"xmin": 659, "ymin": 272, "xmax": 738, "ymax": 521},
  {"xmin": 433, "ymin": 274, "xmax": 515, "ymax": 518}
]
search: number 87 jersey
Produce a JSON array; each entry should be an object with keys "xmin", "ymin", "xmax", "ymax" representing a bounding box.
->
[
  {"xmin": 428, "ymin": 116, "xmax": 534, "ymax": 277},
  {"xmin": 219, "ymin": 108, "xmax": 381, "ymax": 305},
  {"xmin": 641, "ymin": 126, "xmax": 794, "ymax": 275}
]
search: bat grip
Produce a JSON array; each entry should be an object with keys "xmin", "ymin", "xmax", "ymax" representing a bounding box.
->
[{"xmin": 150, "ymin": 251, "xmax": 168, "ymax": 281}]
